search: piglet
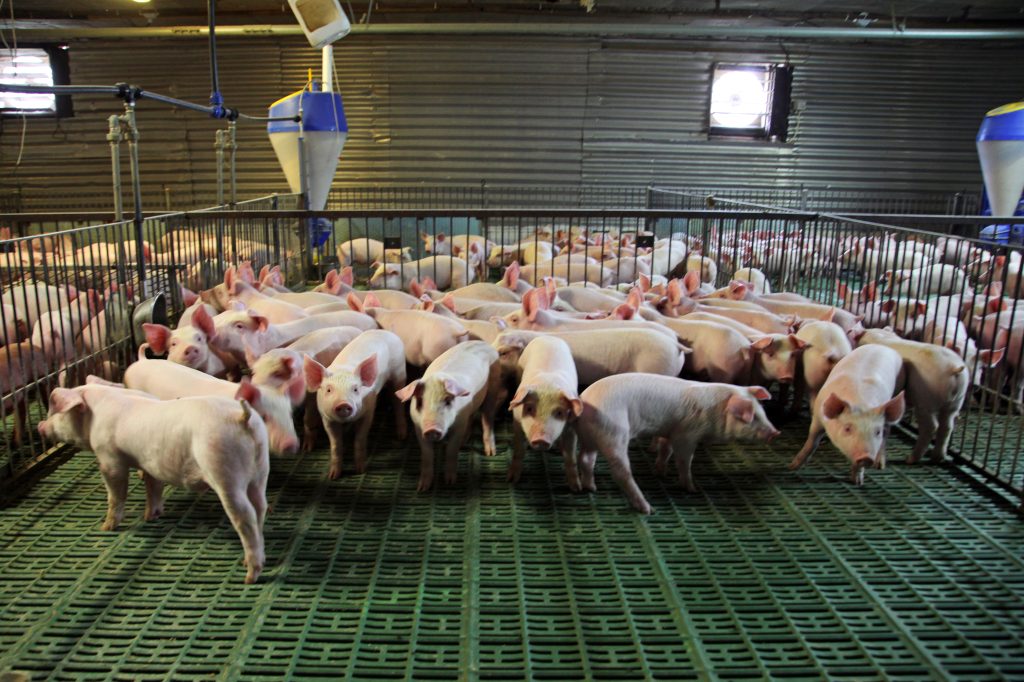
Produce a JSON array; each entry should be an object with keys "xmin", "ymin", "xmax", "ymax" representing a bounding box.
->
[
  {"xmin": 38, "ymin": 382, "xmax": 269, "ymax": 583},
  {"xmin": 142, "ymin": 305, "xmax": 230, "ymax": 377},
  {"xmin": 304, "ymin": 330, "xmax": 408, "ymax": 478},
  {"xmin": 789, "ymin": 345, "xmax": 905, "ymax": 485},
  {"xmin": 507, "ymin": 336, "xmax": 583, "ymax": 486},
  {"xmin": 124, "ymin": 359, "xmax": 303, "ymax": 455},
  {"xmin": 395, "ymin": 341, "xmax": 503, "ymax": 492},
  {"xmin": 1, "ymin": 341, "xmax": 50, "ymax": 444},
  {"xmin": 360, "ymin": 298, "xmax": 469, "ymax": 367},
  {"xmin": 572, "ymin": 375, "xmax": 778, "ymax": 513},
  {"xmin": 793, "ymin": 320, "xmax": 852, "ymax": 409},
  {"xmin": 857, "ymin": 328, "xmax": 970, "ymax": 463}
]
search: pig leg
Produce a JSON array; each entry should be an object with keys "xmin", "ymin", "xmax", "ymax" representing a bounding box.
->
[
  {"xmin": 790, "ymin": 373, "xmax": 807, "ymax": 415},
  {"xmin": 849, "ymin": 462, "xmax": 867, "ymax": 486},
  {"xmin": 560, "ymin": 428, "xmax": 580, "ymax": 492},
  {"xmin": 213, "ymin": 485, "xmax": 264, "ymax": 584},
  {"xmin": 908, "ymin": 413, "xmax": 937, "ymax": 464},
  {"xmin": 789, "ymin": 414, "xmax": 826, "ymax": 470},
  {"xmin": 602, "ymin": 441, "xmax": 652, "ymax": 515},
  {"xmin": 416, "ymin": 433, "xmax": 437, "ymax": 493},
  {"xmin": 578, "ymin": 449, "xmax": 599, "ymax": 493},
  {"xmin": 653, "ymin": 438, "xmax": 672, "ymax": 476},
  {"xmin": 929, "ymin": 409, "xmax": 956, "ymax": 462},
  {"xmin": 352, "ymin": 394, "xmax": 378, "ymax": 474},
  {"xmin": 480, "ymin": 366, "xmax": 504, "ymax": 458},
  {"xmin": 389, "ymin": 388, "xmax": 408, "ymax": 442},
  {"xmin": 323, "ymin": 418, "xmax": 347, "ymax": 480},
  {"xmin": 508, "ymin": 422, "xmax": 527, "ymax": 483},
  {"xmin": 143, "ymin": 475, "xmax": 166, "ymax": 521},
  {"xmin": 670, "ymin": 433, "xmax": 699, "ymax": 493},
  {"xmin": 97, "ymin": 459, "xmax": 130, "ymax": 531},
  {"xmin": 444, "ymin": 416, "xmax": 472, "ymax": 486},
  {"xmin": 12, "ymin": 399, "xmax": 28, "ymax": 446},
  {"xmin": 302, "ymin": 393, "xmax": 320, "ymax": 452}
]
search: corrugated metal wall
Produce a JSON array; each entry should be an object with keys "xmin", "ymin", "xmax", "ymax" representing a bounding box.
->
[{"xmin": 2, "ymin": 34, "xmax": 1022, "ymax": 211}]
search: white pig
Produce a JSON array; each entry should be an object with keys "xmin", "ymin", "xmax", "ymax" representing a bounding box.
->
[
  {"xmin": 369, "ymin": 256, "xmax": 473, "ymax": 291},
  {"xmin": 572, "ymin": 375, "xmax": 778, "ymax": 513},
  {"xmin": 337, "ymin": 238, "xmax": 407, "ymax": 267},
  {"xmin": 857, "ymin": 328, "xmax": 968, "ymax": 463},
  {"xmin": 789, "ymin": 345, "xmax": 906, "ymax": 485},
  {"xmin": 506, "ymin": 336, "xmax": 583, "ymax": 486},
  {"xmin": 303, "ymin": 330, "xmax": 408, "ymax": 478},
  {"xmin": 142, "ymin": 305, "xmax": 230, "ymax": 377},
  {"xmin": 361, "ymin": 304, "xmax": 469, "ymax": 367},
  {"xmin": 395, "ymin": 341, "xmax": 503, "ymax": 492},
  {"xmin": 124, "ymin": 359, "xmax": 303, "ymax": 455},
  {"xmin": 38, "ymin": 382, "xmax": 269, "ymax": 583},
  {"xmin": 793, "ymin": 320, "xmax": 852, "ymax": 407}
]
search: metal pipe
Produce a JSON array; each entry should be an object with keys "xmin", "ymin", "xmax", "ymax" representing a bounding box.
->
[
  {"xmin": 106, "ymin": 114, "xmax": 124, "ymax": 222},
  {"xmin": 322, "ymin": 45, "xmax": 334, "ymax": 93},
  {"xmin": 5, "ymin": 22, "xmax": 1024, "ymax": 40},
  {"xmin": 215, "ymin": 129, "xmax": 225, "ymax": 206},
  {"xmin": 123, "ymin": 102, "xmax": 147, "ymax": 289},
  {"xmin": 228, "ymin": 121, "xmax": 237, "ymax": 206},
  {"xmin": 208, "ymin": 0, "xmax": 222, "ymax": 116}
]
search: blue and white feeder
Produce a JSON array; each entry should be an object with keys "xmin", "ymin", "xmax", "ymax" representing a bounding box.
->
[
  {"xmin": 977, "ymin": 101, "xmax": 1024, "ymax": 242},
  {"xmin": 268, "ymin": 82, "xmax": 347, "ymax": 247}
]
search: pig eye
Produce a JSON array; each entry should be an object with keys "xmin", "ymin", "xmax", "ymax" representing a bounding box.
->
[
  {"xmin": 353, "ymin": 386, "xmax": 360, "ymax": 393},
  {"xmin": 843, "ymin": 425, "xmax": 852, "ymax": 434},
  {"xmin": 444, "ymin": 396, "xmax": 454, "ymax": 406},
  {"xmin": 325, "ymin": 386, "xmax": 332, "ymax": 394},
  {"xmin": 235, "ymin": 323, "xmax": 245, "ymax": 330},
  {"xmin": 553, "ymin": 409, "xmax": 565, "ymax": 419},
  {"xmin": 875, "ymin": 429, "xmax": 882, "ymax": 436},
  {"xmin": 170, "ymin": 340, "xmax": 178, "ymax": 347}
]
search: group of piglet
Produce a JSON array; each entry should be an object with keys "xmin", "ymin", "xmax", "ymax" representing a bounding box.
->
[{"xmin": 27, "ymin": 223, "xmax": 998, "ymax": 585}]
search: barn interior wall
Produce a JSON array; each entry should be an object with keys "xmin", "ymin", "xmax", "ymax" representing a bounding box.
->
[{"xmin": 2, "ymin": 34, "xmax": 1022, "ymax": 211}]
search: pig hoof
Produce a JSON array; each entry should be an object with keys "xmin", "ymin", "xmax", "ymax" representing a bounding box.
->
[
  {"xmin": 654, "ymin": 462, "xmax": 668, "ymax": 477},
  {"xmin": 101, "ymin": 520, "xmax": 118, "ymax": 531},
  {"xmin": 787, "ymin": 459, "xmax": 803, "ymax": 471},
  {"xmin": 506, "ymin": 469, "xmax": 521, "ymax": 483},
  {"xmin": 444, "ymin": 472, "xmax": 458, "ymax": 485},
  {"xmin": 302, "ymin": 437, "xmax": 316, "ymax": 453},
  {"xmin": 634, "ymin": 501, "xmax": 653, "ymax": 515},
  {"xmin": 416, "ymin": 478, "xmax": 433, "ymax": 493},
  {"xmin": 354, "ymin": 461, "xmax": 367, "ymax": 475},
  {"xmin": 145, "ymin": 509, "xmax": 163, "ymax": 521},
  {"xmin": 328, "ymin": 466, "xmax": 343, "ymax": 480}
]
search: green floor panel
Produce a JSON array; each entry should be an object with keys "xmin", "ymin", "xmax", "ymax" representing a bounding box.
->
[{"xmin": 1, "ymin": 420, "xmax": 1023, "ymax": 681}]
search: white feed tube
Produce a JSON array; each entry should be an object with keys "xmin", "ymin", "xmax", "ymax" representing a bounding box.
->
[{"xmin": 322, "ymin": 45, "xmax": 334, "ymax": 93}]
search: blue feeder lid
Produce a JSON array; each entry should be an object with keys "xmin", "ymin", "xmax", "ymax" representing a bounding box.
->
[
  {"xmin": 268, "ymin": 87, "xmax": 347, "ymax": 135},
  {"xmin": 977, "ymin": 101, "xmax": 1024, "ymax": 142}
]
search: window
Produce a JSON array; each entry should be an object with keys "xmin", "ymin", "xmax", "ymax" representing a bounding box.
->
[
  {"xmin": 0, "ymin": 46, "xmax": 72, "ymax": 117},
  {"xmin": 708, "ymin": 63, "xmax": 791, "ymax": 141}
]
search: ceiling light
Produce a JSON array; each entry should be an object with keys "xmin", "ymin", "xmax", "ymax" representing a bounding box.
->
[{"xmin": 132, "ymin": 0, "xmax": 152, "ymax": 4}]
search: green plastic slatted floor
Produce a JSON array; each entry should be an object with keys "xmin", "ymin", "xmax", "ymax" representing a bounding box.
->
[{"xmin": 1, "ymin": 418, "xmax": 1023, "ymax": 681}]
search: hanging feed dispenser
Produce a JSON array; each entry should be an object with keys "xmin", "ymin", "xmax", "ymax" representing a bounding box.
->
[
  {"xmin": 977, "ymin": 101, "xmax": 1024, "ymax": 244},
  {"xmin": 269, "ymin": 0, "xmax": 350, "ymax": 248}
]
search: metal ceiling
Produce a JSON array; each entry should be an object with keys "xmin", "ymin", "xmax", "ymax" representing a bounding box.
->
[{"xmin": 10, "ymin": 0, "xmax": 1024, "ymax": 26}]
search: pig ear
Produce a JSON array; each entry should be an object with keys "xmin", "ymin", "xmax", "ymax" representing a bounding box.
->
[
  {"xmin": 880, "ymin": 299, "xmax": 897, "ymax": 314},
  {"xmin": 258, "ymin": 264, "xmax": 271, "ymax": 282},
  {"xmin": 789, "ymin": 335, "xmax": 810, "ymax": 352},
  {"xmin": 610, "ymin": 303, "xmax": 635, "ymax": 320},
  {"xmin": 234, "ymin": 377, "xmax": 261, "ymax": 405},
  {"xmin": 987, "ymin": 296, "xmax": 1007, "ymax": 313},
  {"xmin": 879, "ymin": 391, "xmax": 905, "ymax": 423},
  {"xmin": 443, "ymin": 378, "xmax": 470, "ymax": 398},
  {"xmin": 339, "ymin": 267, "xmax": 354, "ymax": 287},
  {"xmin": 395, "ymin": 380, "xmax": 422, "ymax": 403},
  {"xmin": 286, "ymin": 374, "xmax": 306, "ymax": 406},
  {"xmin": 561, "ymin": 391, "xmax": 584, "ymax": 418},
  {"xmin": 503, "ymin": 262, "xmax": 521, "ymax": 288},
  {"xmin": 627, "ymin": 287, "xmax": 643, "ymax": 310},
  {"xmin": 639, "ymin": 273, "xmax": 651, "ymax": 292},
  {"xmin": 523, "ymin": 290, "xmax": 540, "ymax": 322},
  {"xmin": 666, "ymin": 278, "xmax": 683, "ymax": 306},
  {"xmin": 979, "ymin": 347, "xmax": 1005, "ymax": 367},
  {"xmin": 224, "ymin": 266, "xmax": 236, "ymax": 287},
  {"xmin": 835, "ymin": 281, "xmax": 850, "ymax": 301},
  {"xmin": 409, "ymin": 280, "xmax": 424, "ymax": 298},
  {"xmin": 441, "ymin": 292, "xmax": 457, "ymax": 312},
  {"xmin": 751, "ymin": 336, "xmax": 774, "ymax": 351},
  {"xmin": 420, "ymin": 298, "xmax": 436, "ymax": 313},
  {"xmin": 747, "ymin": 386, "xmax": 772, "ymax": 401},
  {"xmin": 192, "ymin": 305, "xmax": 216, "ymax": 339},
  {"xmin": 325, "ymin": 269, "xmax": 339, "ymax": 289},
  {"xmin": 451, "ymin": 244, "xmax": 462, "ymax": 257},
  {"xmin": 142, "ymin": 324, "xmax": 172, "ymax": 354},
  {"xmin": 356, "ymin": 354, "xmax": 378, "ymax": 387},
  {"xmin": 822, "ymin": 393, "xmax": 850, "ymax": 419},
  {"xmin": 914, "ymin": 301, "xmax": 928, "ymax": 317},
  {"xmin": 85, "ymin": 375, "xmax": 122, "ymax": 387},
  {"xmin": 682, "ymin": 271, "xmax": 701, "ymax": 295},
  {"xmin": 422, "ymin": 277, "xmax": 438, "ymax": 292},
  {"xmin": 508, "ymin": 386, "xmax": 530, "ymax": 409},
  {"xmin": 346, "ymin": 292, "xmax": 364, "ymax": 312},
  {"xmin": 303, "ymin": 356, "xmax": 329, "ymax": 391},
  {"xmin": 726, "ymin": 395, "xmax": 755, "ymax": 424},
  {"xmin": 436, "ymin": 233, "xmax": 446, "ymax": 243},
  {"xmin": 861, "ymin": 281, "xmax": 878, "ymax": 301},
  {"xmin": 248, "ymin": 310, "xmax": 270, "ymax": 333},
  {"xmin": 49, "ymin": 387, "xmax": 86, "ymax": 414},
  {"xmin": 180, "ymin": 285, "xmax": 199, "ymax": 307}
]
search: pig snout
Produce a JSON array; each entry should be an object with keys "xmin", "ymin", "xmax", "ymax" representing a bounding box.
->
[
  {"xmin": 333, "ymin": 401, "xmax": 355, "ymax": 418},
  {"xmin": 853, "ymin": 453, "xmax": 872, "ymax": 469},
  {"xmin": 275, "ymin": 435, "xmax": 300, "ymax": 456},
  {"xmin": 529, "ymin": 437, "xmax": 552, "ymax": 450},
  {"xmin": 422, "ymin": 424, "xmax": 444, "ymax": 442},
  {"xmin": 766, "ymin": 428, "xmax": 781, "ymax": 442}
]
